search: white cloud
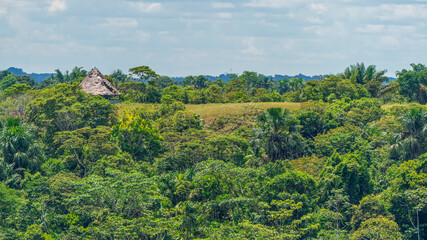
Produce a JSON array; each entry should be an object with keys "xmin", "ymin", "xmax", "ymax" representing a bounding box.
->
[
  {"xmin": 128, "ymin": 2, "xmax": 162, "ymax": 13},
  {"xmin": 1, "ymin": 0, "xmax": 426, "ymax": 77},
  {"xmin": 377, "ymin": 4, "xmax": 427, "ymax": 20},
  {"xmin": 0, "ymin": 0, "xmax": 37, "ymax": 9},
  {"xmin": 0, "ymin": 8, "xmax": 6, "ymax": 16},
  {"xmin": 48, "ymin": 0, "xmax": 66, "ymax": 14},
  {"xmin": 241, "ymin": 37, "xmax": 264, "ymax": 55},
  {"xmin": 309, "ymin": 3, "xmax": 327, "ymax": 13},
  {"xmin": 106, "ymin": 47, "xmax": 125, "ymax": 52},
  {"xmin": 245, "ymin": 0, "xmax": 302, "ymax": 8},
  {"xmin": 136, "ymin": 31, "xmax": 150, "ymax": 41},
  {"xmin": 347, "ymin": 4, "xmax": 427, "ymax": 21},
  {"xmin": 379, "ymin": 36, "xmax": 399, "ymax": 48},
  {"xmin": 215, "ymin": 12, "xmax": 232, "ymax": 19},
  {"xmin": 356, "ymin": 24, "xmax": 416, "ymax": 34},
  {"xmin": 305, "ymin": 16, "xmax": 323, "ymax": 24},
  {"xmin": 212, "ymin": 2, "xmax": 235, "ymax": 9},
  {"xmin": 102, "ymin": 18, "xmax": 139, "ymax": 28},
  {"xmin": 357, "ymin": 24, "xmax": 384, "ymax": 33},
  {"xmin": 158, "ymin": 31, "xmax": 179, "ymax": 44},
  {"xmin": 254, "ymin": 12, "xmax": 265, "ymax": 18}
]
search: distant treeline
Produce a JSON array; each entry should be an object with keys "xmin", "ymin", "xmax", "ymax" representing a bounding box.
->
[{"xmin": 0, "ymin": 63, "xmax": 421, "ymax": 105}]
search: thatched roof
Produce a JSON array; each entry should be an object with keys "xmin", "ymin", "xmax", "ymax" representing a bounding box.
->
[{"xmin": 80, "ymin": 68, "xmax": 121, "ymax": 96}]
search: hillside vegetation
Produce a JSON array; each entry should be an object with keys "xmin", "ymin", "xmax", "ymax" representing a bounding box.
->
[
  {"xmin": 0, "ymin": 63, "xmax": 426, "ymax": 239},
  {"xmin": 118, "ymin": 102, "xmax": 301, "ymax": 122}
]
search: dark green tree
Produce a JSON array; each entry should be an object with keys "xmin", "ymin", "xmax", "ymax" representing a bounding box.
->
[
  {"xmin": 110, "ymin": 69, "xmax": 128, "ymax": 84},
  {"xmin": 111, "ymin": 113, "xmax": 163, "ymax": 162},
  {"xmin": 0, "ymin": 75, "xmax": 17, "ymax": 90},
  {"xmin": 390, "ymin": 108, "xmax": 427, "ymax": 160},
  {"xmin": 254, "ymin": 108, "xmax": 305, "ymax": 161},
  {"xmin": 0, "ymin": 118, "xmax": 43, "ymax": 176},
  {"xmin": 339, "ymin": 62, "xmax": 388, "ymax": 85},
  {"xmin": 129, "ymin": 66, "xmax": 159, "ymax": 83},
  {"xmin": 397, "ymin": 63, "xmax": 427, "ymax": 103}
]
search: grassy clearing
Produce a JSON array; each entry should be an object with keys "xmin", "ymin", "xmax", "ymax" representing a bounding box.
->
[
  {"xmin": 116, "ymin": 102, "xmax": 157, "ymax": 117},
  {"xmin": 381, "ymin": 103, "xmax": 415, "ymax": 110},
  {"xmin": 116, "ymin": 102, "xmax": 302, "ymax": 123},
  {"xmin": 186, "ymin": 102, "xmax": 301, "ymax": 123}
]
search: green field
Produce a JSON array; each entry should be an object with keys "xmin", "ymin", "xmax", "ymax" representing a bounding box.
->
[{"xmin": 117, "ymin": 102, "xmax": 302, "ymax": 123}]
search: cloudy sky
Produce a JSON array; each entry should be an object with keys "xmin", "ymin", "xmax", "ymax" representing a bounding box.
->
[{"xmin": 0, "ymin": 0, "xmax": 426, "ymax": 77}]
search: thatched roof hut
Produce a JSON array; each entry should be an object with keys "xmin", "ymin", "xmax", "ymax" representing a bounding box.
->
[{"xmin": 80, "ymin": 68, "xmax": 121, "ymax": 96}]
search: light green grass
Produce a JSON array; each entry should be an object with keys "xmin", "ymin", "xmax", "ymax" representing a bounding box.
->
[
  {"xmin": 381, "ymin": 103, "xmax": 412, "ymax": 110},
  {"xmin": 117, "ymin": 102, "xmax": 302, "ymax": 123},
  {"xmin": 186, "ymin": 102, "xmax": 301, "ymax": 123},
  {"xmin": 116, "ymin": 102, "xmax": 157, "ymax": 116}
]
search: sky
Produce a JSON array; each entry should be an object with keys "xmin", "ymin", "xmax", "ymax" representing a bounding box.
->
[{"xmin": 0, "ymin": 0, "xmax": 426, "ymax": 77}]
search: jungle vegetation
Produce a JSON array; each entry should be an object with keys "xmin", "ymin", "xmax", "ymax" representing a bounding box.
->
[{"xmin": 0, "ymin": 63, "xmax": 426, "ymax": 239}]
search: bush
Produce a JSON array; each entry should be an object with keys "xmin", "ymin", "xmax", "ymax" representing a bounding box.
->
[{"xmin": 111, "ymin": 113, "xmax": 163, "ymax": 162}]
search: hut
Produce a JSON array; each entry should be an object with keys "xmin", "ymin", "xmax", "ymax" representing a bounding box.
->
[{"xmin": 80, "ymin": 68, "xmax": 121, "ymax": 101}]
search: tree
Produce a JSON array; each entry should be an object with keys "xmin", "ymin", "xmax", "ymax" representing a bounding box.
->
[
  {"xmin": 334, "ymin": 157, "xmax": 372, "ymax": 204},
  {"xmin": 254, "ymin": 108, "xmax": 305, "ymax": 161},
  {"xmin": 67, "ymin": 170, "xmax": 171, "ymax": 239},
  {"xmin": 391, "ymin": 108, "xmax": 427, "ymax": 160},
  {"xmin": 278, "ymin": 78, "xmax": 291, "ymax": 94},
  {"xmin": 53, "ymin": 126, "xmax": 119, "ymax": 177},
  {"xmin": 157, "ymin": 76, "xmax": 176, "ymax": 88},
  {"xmin": 396, "ymin": 63, "xmax": 427, "ymax": 103},
  {"xmin": 318, "ymin": 76, "xmax": 369, "ymax": 101},
  {"xmin": 289, "ymin": 78, "xmax": 305, "ymax": 91},
  {"xmin": 69, "ymin": 66, "xmax": 87, "ymax": 83},
  {"xmin": 203, "ymin": 84, "xmax": 223, "ymax": 103},
  {"xmin": 15, "ymin": 75, "xmax": 36, "ymax": 87},
  {"xmin": 297, "ymin": 110, "xmax": 324, "ymax": 138},
  {"xmin": 323, "ymin": 189, "xmax": 352, "ymax": 239},
  {"xmin": 393, "ymin": 189, "xmax": 427, "ymax": 240},
  {"xmin": 240, "ymin": 71, "xmax": 273, "ymax": 89},
  {"xmin": 351, "ymin": 217, "xmax": 403, "ymax": 240},
  {"xmin": 0, "ymin": 70, "xmax": 11, "ymax": 81},
  {"xmin": 111, "ymin": 113, "xmax": 163, "ymax": 162},
  {"xmin": 350, "ymin": 194, "xmax": 393, "ymax": 230},
  {"xmin": 194, "ymin": 75, "xmax": 210, "ymax": 89},
  {"xmin": 110, "ymin": 69, "xmax": 128, "ymax": 84},
  {"xmin": 268, "ymin": 199, "xmax": 303, "ymax": 229},
  {"xmin": 54, "ymin": 69, "xmax": 66, "ymax": 83},
  {"xmin": 129, "ymin": 66, "xmax": 159, "ymax": 83},
  {"xmin": 339, "ymin": 62, "xmax": 388, "ymax": 85},
  {"xmin": 3, "ymin": 83, "xmax": 31, "ymax": 97},
  {"xmin": 0, "ymin": 118, "xmax": 43, "ymax": 176},
  {"xmin": 27, "ymin": 84, "xmax": 116, "ymax": 157},
  {"xmin": 0, "ymin": 75, "xmax": 17, "ymax": 90},
  {"xmin": 0, "ymin": 182, "xmax": 22, "ymax": 226}
]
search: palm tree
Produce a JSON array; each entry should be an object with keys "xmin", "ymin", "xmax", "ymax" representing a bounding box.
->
[
  {"xmin": 390, "ymin": 108, "xmax": 427, "ymax": 160},
  {"xmin": 339, "ymin": 63, "xmax": 388, "ymax": 85},
  {"xmin": 0, "ymin": 160, "xmax": 20, "ymax": 187},
  {"xmin": 254, "ymin": 108, "xmax": 305, "ymax": 161},
  {"xmin": 0, "ymin": 118, "xmax": 42, "ymax": 176},
  {"xmin": 69, "ymin": 66, "xmax": 87, "ymax": 82},
  {"xmin": 289, "ymin": 78, "xmax": 305, "ymax": 91}
]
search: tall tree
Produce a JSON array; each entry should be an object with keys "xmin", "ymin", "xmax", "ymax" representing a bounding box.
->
[
  {"xmin": 339, "ymin": 62, "xmax": 388, "ymax": 85},
  {"xmin": 391, "ymin": 108, "xmax": 427, "ymax": 160},
  {"xmin": 69, "ymin": 66, "xmax": 87, "ymax": 82},
  {"xmin": 254, "ymin": 108, "xmax": 305, "ymax": 161},
  {"xmin": 110, "ymin": 69, "xmax": 128, "ymax": 83},
  {"xmin": 0, "ymin": 75, "xmax": 17, "ymax": 90},
  {"xmin": 0, "ymin": 118, "xmax": 43, "ymax": 176},
  {"xmin": 129, "ymin": 66, "xmax": 159, "ymax": 83},
  {"xmin": 396, "ymin": 63, "xmax": 427, "ymax": 103}
]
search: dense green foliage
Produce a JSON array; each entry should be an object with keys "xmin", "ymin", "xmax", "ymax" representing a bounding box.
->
[{"xmin": 0, "ymin": 63, "xmax": 426, "ymax": 239}]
